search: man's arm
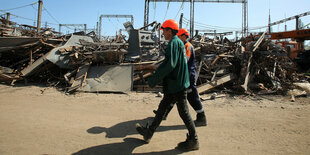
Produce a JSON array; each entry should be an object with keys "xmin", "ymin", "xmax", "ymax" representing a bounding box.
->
[{"xmin": 147, "ymin": 43, "xmax": 179, "ymax": 88}]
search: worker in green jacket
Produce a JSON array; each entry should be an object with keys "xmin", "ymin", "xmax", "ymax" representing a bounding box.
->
[{"xmin": 136, "ymin": 19, "xmax": 199, "ymax": 151}]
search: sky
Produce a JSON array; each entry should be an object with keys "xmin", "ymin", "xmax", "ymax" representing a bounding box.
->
[{"xmin": 1, "ymin": 0, "xmax": 310, "ymax": 38}]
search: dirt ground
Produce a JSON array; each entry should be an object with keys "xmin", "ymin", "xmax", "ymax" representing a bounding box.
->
[{"xmin": 0, "ymin": 84, "xmax": 309, "ymax": 155}]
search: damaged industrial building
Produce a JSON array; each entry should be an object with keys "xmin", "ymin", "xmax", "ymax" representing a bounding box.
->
[{"xmin": 1, "ymin": 0, "xmax": 310, "ymax": 102}]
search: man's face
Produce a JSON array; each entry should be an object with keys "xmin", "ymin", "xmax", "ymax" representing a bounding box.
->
[{"xmin": 178, "ymin": 34, "xmax": 187, "ymax": 42}]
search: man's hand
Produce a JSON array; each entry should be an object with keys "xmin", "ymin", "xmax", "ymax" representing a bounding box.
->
[{"xmin": 147, "ymin": 76, "xmax": 156, "ymax": 88}]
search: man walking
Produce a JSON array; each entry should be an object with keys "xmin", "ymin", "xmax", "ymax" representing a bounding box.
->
[
  {"xmin": 154, "ymin": 28, "xmax": 207, "ymax": 126},
  {"xmin": 136, "ymin": 19, "xmax": 199, "ymax": 151}
]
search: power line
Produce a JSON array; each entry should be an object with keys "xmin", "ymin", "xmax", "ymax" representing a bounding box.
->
[
  {"xmin": 163, "ymin": 1, "xmax": 170, "ymax": 21},
  {"xmin": 42, "ymin": 5, "xmax": 73, "ymax": 29},
  {"xmin": 0, "ymin": 10, "xmax": 58, "ymax": 26},
  {"xmin": 0, "ymin": 10, "xmax": 35, "ymax": 21},
  {"xmin": 2, "ymin": 2, "xmax": 38, "ymax": 11},
  {"xmin": 153, "ymin": 1, "xmax": 156, "ymax": 21},
  {"xmin": 42, "ymin": 5, "xmax": 61, "ymax": 24},
  {"xmin": 174, "ymin": 0, "xmax": 185, "ymax": 19},
  {"xmin": 183, "ymin": 17, "xmax": 241, "ymax": 30}
]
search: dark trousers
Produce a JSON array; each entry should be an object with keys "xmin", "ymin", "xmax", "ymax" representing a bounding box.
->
[
  {"xmin": 187, "ymin": 83, "xmax": 203, "ymax": 112},
  {"xmin": 150, "ymin": 89, "xmax": 197, "ymax": 139},
  {"xmin": 164, "ymin": 83, "xmax": 204, "ymax": 116}
]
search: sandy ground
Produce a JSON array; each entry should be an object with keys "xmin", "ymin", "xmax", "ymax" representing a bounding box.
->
[{"xmin": 0, "ymin": 84, "xmax": 309, "ymax": 155}]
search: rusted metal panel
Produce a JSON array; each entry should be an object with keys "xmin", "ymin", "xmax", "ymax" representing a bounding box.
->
[{"xmin": 78, "ymin": 65, "xmax": 133, "ymax": 92}]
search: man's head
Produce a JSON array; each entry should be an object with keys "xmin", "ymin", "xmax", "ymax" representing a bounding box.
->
[
  {"xmin": 161, "ymin": 19, "xmax": 179, "ymax": 41},
  {"xmin": 177, "ymin": 28, "xmax": 189, "ymax": 42}
]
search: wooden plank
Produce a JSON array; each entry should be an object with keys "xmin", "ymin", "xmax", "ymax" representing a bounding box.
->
[
  {"xmin": 20, "ymin": 50, "xmax": 50, "ymax": 76},
  {"xmin": 67, "ymin": 63, "xmax": 91, "ymax": 92},
  {"xmin": 241, "ymin": 30, "xmax": 267, "ymax": 92},
  {"xmin": 198, "ymin": 73, "xmax": 236, "ymax": 94}
]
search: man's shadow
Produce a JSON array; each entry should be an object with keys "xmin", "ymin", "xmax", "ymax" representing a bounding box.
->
[
  {"xmin": 72, "ymin": 137, "xmax": 184, "ymax": 155},
  {"xmin": 87, "ymin": 117, "xmax": 186, "ymax": 138}
]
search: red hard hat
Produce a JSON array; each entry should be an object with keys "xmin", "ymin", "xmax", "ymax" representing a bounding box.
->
[
  {"xmin": 177, "ymin": 28, "xmax": 189, "ymax": 37},
  {"xmin": 160, "ymin": 19, "xmax": 179, "ymax": 30}
]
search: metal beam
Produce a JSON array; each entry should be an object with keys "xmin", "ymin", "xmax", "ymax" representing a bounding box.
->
[
  {"xmin": 99, "ymin": 14, "xmax": 134, "ymax": 40},
  {"xmin": 204, "ymin": 32, "xmax": 233, "ymax": 36}
]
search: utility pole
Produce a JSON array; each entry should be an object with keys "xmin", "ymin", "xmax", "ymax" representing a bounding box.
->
[
  {"xmin": 190, "ymin": 0, "xmax": 194, "ymax": 38},
  {"xmin": 37, "ymin": 0, "xmax": 43, "ymax": 32},
  {"xmin": 6, "ymin": 13, "xmax": 10, "ymax": 26}
]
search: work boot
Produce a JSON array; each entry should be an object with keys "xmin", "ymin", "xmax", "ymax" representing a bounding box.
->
[
  {"xmin": 136, "ymin": 123, "xmax": 153, "ymax": 143},
  {"xmin": 153, "ymin": 110, "xmax": 167, "ymax": 120},
  {"xmin": 194, "ymin": 112, "xmax": 207, "ymax": 127},
  {"xmin": 176, "ymin": 134, "xmax": 199, "ymax": 151}
]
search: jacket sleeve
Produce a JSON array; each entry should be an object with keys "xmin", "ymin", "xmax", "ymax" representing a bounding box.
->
[{"xmin": 148, "ymin": 42, "xmax": 179, "ymax": 88}]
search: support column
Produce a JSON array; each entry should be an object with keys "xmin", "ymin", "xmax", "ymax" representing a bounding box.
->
[
  {"xmin": 37, "ymin": 0, "xmax": 43, "ymax": 33},
  {"xmin": 144, "ymin": 0, "xmax": 150, "ymax": 30},
  {"xmin": 96, "ymin": 22, "xmax": 99, "ymax": 35},
  {"xmin": 242, "ymin": 0, "xmax": 248, "ymax": 36},
  {"xmin": 190, "ymin": 0, "xmax": 194, "ymax": 38},
  {"xmin": 59, "ymin": 24, "xmax": 61, "ymax": 34},
  {"xmin": 99, "ymin": 15, "xmax": 102, "ymax": 41},
  {"xmin": 296, "ymin": 16, "xmax": 299, "ymax": 30},
  {"xmin": 179, "ymin": 13, "xmax": 183, "ymax": 29},
  {"xmin": 6, "ymin": 13, "xmax": 10, "ymax": 26}
]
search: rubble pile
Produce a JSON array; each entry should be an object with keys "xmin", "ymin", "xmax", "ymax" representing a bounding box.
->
[
  {"xmin": 192, "ymin": 32, "xmax": 309, "ymax": 96},
  {"xmin": 0, "ymin": 20, "xmax": 309, "ymax": 98}
]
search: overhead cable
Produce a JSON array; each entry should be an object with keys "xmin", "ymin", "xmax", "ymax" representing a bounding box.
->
[
  {"xmin": 153, "ymin": 1, "xmax": 156, "ymax": 21},
  {"xmin": 42, "ymin": 5, "xmax": 61, "ymax": 24},
  {"xmin": 163, "ymin": 0, "xmax": 170, "ymax": 22},
  {"xmin": 174, "ymin": 0, "xmax": 185, "ymax": 19},
  {"xmin": 2, "ymin": 2, "xmax": 38, "ymax": 11}
]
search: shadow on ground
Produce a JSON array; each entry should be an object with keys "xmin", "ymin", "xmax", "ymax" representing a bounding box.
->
[
  {"xmin": 72, "ymin": 137, "xmax": 184, "ymax": 155},
  {"xmin": 87, "ymin": 117, "xmax": 186, "ymax": 138}
]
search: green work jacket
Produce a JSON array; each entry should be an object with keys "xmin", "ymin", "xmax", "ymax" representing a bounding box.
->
[{"xmin": 148, "ymin": 35, "xmax": 190, "ymax": 94}]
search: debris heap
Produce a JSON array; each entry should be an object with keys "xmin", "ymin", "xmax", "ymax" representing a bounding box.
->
[{"xmin": 0, "ymin": 20, "xmax": 309, "ymax": 97}]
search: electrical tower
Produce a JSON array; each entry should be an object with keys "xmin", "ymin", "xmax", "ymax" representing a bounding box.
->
[
  {"xmin": 59, "ymin": 24, "xmax": 87, "ymax": 34},
  {"xmin": 268, "ymin": 11, "xmax": 310, "ymax": 32},
  {"xmin": 144, "ymin": 0, "xmax": 248, "ymax": 38},
  {"xmin": 98, "ymin": 14, "xmax": 134, "ymax": 40}
]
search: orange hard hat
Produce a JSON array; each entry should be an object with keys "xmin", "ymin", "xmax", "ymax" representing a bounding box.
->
[
  {"xmin": 177, "ymin": 28, "xmax": 189, "ymax": 37},
  {"xmin": 160, "ymin": 19, "xmax": 179, "ymax": 30}
]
